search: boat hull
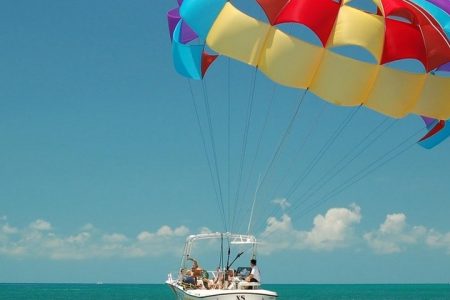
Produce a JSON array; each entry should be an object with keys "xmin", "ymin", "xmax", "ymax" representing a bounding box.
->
[{"xmin": 166, "ymin": 281, "xmax": 277, "ymax": 300}]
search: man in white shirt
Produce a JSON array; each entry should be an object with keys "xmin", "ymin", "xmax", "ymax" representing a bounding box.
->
[{"xmin": 245, "ymin": 259, "xmax": 261, "ymax": 283}]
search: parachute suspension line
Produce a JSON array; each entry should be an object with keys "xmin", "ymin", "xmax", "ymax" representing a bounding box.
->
[
  {"xmin": 220, "ymin": 233, "xmax": 224, "ymax": 271},
  {"xmin": 284, "ymin": 105, "xmax": 361, "ymax": 201},
  {"xmin": 187, "ymin": 79, "xmax": 221, "ymax": 207},
  {"xmin": 241, "ymin": 88, "xmax": 309, "ymax": 235},
  {"xmin": 257, "ymin": 89, "xmax": 309, "ymax": 195},
  {"xmin": 255, "ymin": 102, "xmax": 329, "ymax": 233},
  {"xmin": 287, "ymin": 117, "xmax": 397, "ymax": 217},
  {"xmin": 235, "ymin": 84, "xmax": 277, "ymax": 232},
  {"xmin": 247, "ymin": 174, "xmax": 262, "ymax": 235},
  {"xmin": 227, "ymin": 58, "xmax": 232, "ymax": 228},
  {"xmin": 201, "ymin": 79, "xmax": 228, "ymax": 232},
  {"xmin": 293, "ymin": 125, "xmax": 425, "ymax": 221},
  {"xmin": 252, "ymin": 106, "xmax": 361, "ymax": 235},
  {"xmin": 231, "ymin": 67, "xmax": 258, "ymax": 232},
  {"xmin": 296, "ymin": 118, "xmax": 394, "ymax": 203},
  {"xmin": 261, "ymin": 126, "xmax": 422, "ymax": 242},
  {"xmin": 268, "ymin": 102, "xmax": 328, "ymax": 204}
]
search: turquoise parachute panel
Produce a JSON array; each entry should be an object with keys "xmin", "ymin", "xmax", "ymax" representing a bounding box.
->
[
  {"xmin": 180, "ymin": 0, "xmax": 227, "ymax": 39},
  {"xmin": 418, "ymin": 120, "xmax": 450, "ymax": 149},
  {"xmin": 411, "ymin": 0, "xmax": 450, "ymax": 39},
  {"xmin": 172, "ymin": 21, "xmax": 203, "ymax": 80}
]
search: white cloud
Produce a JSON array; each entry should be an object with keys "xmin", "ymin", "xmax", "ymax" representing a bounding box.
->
[
  {"xmin": 364, "ymin": 213, "xmax": 427, "ymax": 254},
  {"xmin": 153, "ymin": 225, "xmax": 188, "ymax": 237},
  {"xmin": 199, "ymin": 227, "xmax": 212, "ymax": 234},
  {"xmin": 67, "ymin": 232, "xmax": 91, "ymax": 244},
  {"xmin": 137, "ymin": 231, "xmax": 153, "ymax": 241},
  {"xmin": 426, "ymin": 230, "xmax": 450, "ymax": 254},
  {"xmin": 81, "ymin": 223, "xmax": 95, "ymax": 231},
  {"xmin": 260, "ymin": 208, "xmax": 450, "ymax": 256},
  {"xmin": 302, "ymin": 205, "xmax": 361, "ymax": 250},
  {"xmin": 2, "ymin": 211, "xmax": 449, "ymax": 260},
  {"xmin": 102, "ymin": 233, "xmax": 128, "ymax": 243},
  {"xmin": 260, "ymin": 205, "xmax": 362, "ymax": 253},
  {"xmin": 0, "ymin": 219, "xmax": 194, "ymax": 260},
  {"xmin": 157, "ymin": 225, "xmax": 173, "ymax": 236},
  {"xmin": 174, "ymin": 226, "xmax": 189, "ymax": 236},
  {"xmin": 2, "ymin": 224, "xmax": 18, "ymax": 234},
  {"xmin": 259, "ymin": 214, "xmax": 294, "ymax": 253},
  {"xmin": 272, "ymin": 198, "xmax": 291, "ymax": 210},
  {"xmin": 264, "ymin": 214, "xmax": 293, "ymax": 234},
  {"xmin": 0, "ymin": 245, "xmax": 26, "ymax": 256},
  {"xmin": 30, "ymin": 219, "xmax": 52, "ymax": 231},
  {"xmin": 131, "ymin": 225, "xmax": 191, "ymax": 257}
]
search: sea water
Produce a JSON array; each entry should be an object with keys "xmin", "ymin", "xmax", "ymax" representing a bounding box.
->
[{"xmin": 0, "ymin": 283, "xmax": 449, "ymax": 300}]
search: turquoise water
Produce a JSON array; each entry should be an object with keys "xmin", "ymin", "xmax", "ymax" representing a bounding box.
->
[{"xmin": 0, "ymin": 283, "xmax": 449, "ymax": 300}]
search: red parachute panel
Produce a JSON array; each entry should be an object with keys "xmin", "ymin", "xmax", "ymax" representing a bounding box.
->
[
  {"xmin": 381, "ymin": 18, "xmax": 427, "ymax": 67},
  {"xmin": 257, "ymin": 0, "xmax": 340, "ymax": 46}
]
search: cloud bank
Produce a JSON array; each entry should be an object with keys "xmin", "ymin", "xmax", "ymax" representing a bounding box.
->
[
  {"xmin": 363, "ymin": 213, "xmax": 427, "ymax": 254},
  {"xmin": 260, "ymin": 207, "xmax": 450, "ymax": 255},
  {"xmin": 1, "ymin": 206, "xmax": 449, "ymax": 260},
  {"xmin": 260, "ymin": 204, "xmax": 362, "ymax": 254},
  {"xmin": 0, "ymin": 217, "xmax": 193, "ymax": 260}
]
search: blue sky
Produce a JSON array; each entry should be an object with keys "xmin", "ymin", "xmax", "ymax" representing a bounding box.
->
[{"xmin": 0, "ymin": 0, "xmax": 449, "ymax": 284}]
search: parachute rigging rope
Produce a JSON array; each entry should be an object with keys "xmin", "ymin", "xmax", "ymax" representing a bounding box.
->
[
  {"xmin": 227, "ymin": 58, "xmax": 232, "ymax": 228},
  {"xmin": 242, "ymin": 84, "xmax": 277, "ymax": 197},
  {"xmin": 231, "ymin": 68, "xmax": 258, "ymax": 232},
  {"xmin": 202, "ymin": 80, "xmax": 228, "ymax": 231},
  {"xmin": 258, "ymin": 88, "xmax": 309, "ymax": 193},
  {"xmin": 291, "ymin": 117, "xmax": 397, "ymax": 212},
  {"xmin": 284, "ymin": 105, "xmax": 362, "ymax": 200},
  {"xmin": 295, "ymin": 126, "xmax": 425, "ymax": 220},
  {"xmin": 253, "ymin": 104, "xmax": 362, "ymax": 234},
  {"xmin": 220, "ymin": 233, "xmax": 224, "ymax": 273},
  {"xmin": 187, "ymin": 81, "xmax": 217, "ymax": 193},
  {"xmin": 187, "ymin": 79, "xmax": 227, "ymax": 229},
  {"xmin": 237, "ymin": 88, "xmax": 309, "ymax": 234},
  {"xmin": 234, "ymin": 84, "xmax": 277, "ymax": 232},
  {"xmin": 260, "ymin": 101, "xmax": 329, "ymax": 222},
  {"xmin": 258, "ymin": 125, "xmax": 425, "ymax": 240},
  {"xmin": 187, "ymin": 79, "xmax": 227, "ymax": 231}
]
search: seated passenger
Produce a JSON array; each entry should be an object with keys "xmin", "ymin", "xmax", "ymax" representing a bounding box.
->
[
  {"xmin": 245, "ymin": 259, "xmax": 261, "ymax": 283},
  {"xmin": 238, "ymin": 259, "xmax": 261, "ymax": 290},
  {"xmin": 181, "ymin": 269, "xmax": 196, "ymax": 287},
  {"xmin": 226, "ymin": 269, "xmax": 236, "ymax": 290},
  {"xmin": 211, "ymin": 268, "xmax": 224, "ymax": 289},
  {"xmin": 187, "ymin": 257, "xmax": 203, "ymax": 278}
]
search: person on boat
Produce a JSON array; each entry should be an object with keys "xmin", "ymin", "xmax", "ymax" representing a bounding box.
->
[
  {"xmin": 210, "ymin": 268, "xmax": 224, "ymax": 289},
  {"xmin": 226, "ymin": 269, "xmax": 237, "ymax": 290},
  {"xmin": 245, "ymin": 259, "xmax": 261, "ymax": 283},
  {"xmin": 187, "ymin": 256, "xmax": 213, "ymax": 289},
  {"xmin": 181, "ymin": 269, "xmax": 196, "ymax": 287},
  {"xmin": 187, "ymin": 256, "xmax": 203, "ymax": 278}
]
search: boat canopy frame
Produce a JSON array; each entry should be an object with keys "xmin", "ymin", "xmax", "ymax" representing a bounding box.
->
[{"xmin": 180, "ymin": 232, "xmax": 258, "ymax": 269}]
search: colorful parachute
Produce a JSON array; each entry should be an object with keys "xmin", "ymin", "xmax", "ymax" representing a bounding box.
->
[
  {"xmin": 419, "ymin": 117, "xmax": 450, "ymax": 148},
  {"xmin": 167, "ymin": 0, "xmax": 450, "ymax": 147}
]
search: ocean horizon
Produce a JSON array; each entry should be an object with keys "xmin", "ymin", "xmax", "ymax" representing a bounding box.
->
[{"xmin": 1, "ymin": 283, "xmax": 449, "ymax": 299}]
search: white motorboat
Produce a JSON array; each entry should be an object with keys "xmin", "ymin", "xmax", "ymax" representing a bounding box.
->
[{"xmin": 166, "ymin": 232, "xmax": 278, "ymax": 300}]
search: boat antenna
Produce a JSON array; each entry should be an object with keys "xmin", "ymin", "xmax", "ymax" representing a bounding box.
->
[
  {"xmin": 224, "ymin": 242, "xmax": 231, "ymax": 283},
  {"xmin": 226, "ymin": 245, "xmax": 231, "ymax": 271},
  {"xmin": 220, "ymin": 233, "xmax": 224, "ymax": 271},
  {"xmin": 228, "ymin": 251, "xmax": 245, "ymax": 269},
  {"xmin": 247, "ymin": 174, "xmax": 262, "ymax": 234}
]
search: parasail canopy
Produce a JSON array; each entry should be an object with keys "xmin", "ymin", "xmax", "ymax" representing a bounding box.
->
[
  {"xmin": 165, "ymin": 0, "xmax": 450, "ymax": 234},
  {"xmin": 168, "ymin": 0, "xmax": 449, "ymax": 122}
]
